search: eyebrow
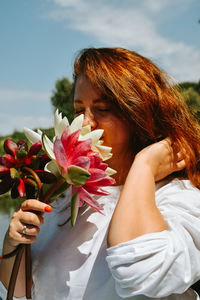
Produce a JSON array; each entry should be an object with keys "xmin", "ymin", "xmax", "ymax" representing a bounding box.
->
[{"xmin": 74, "ymin": 98, "xmax": 107, "ymax": 104}]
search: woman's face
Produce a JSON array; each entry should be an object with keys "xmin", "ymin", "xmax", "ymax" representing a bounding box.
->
[{"xmin": 73, "ymin": 76, "xmax": 133, "ymax": 172}]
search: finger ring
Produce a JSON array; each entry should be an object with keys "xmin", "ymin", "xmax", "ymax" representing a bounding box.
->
[{"xmin": 22, "ymin": 225, "xmax": 27, "ymax": 235}]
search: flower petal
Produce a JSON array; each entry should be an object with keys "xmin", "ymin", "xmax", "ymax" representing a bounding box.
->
[
  {"xmin": 72, "ymin": 156, "xmax": 90, "ymax": 170},
  {"xmin": 42, "ymin": 134, "xmax": 55, "ymax": 160},
  {"xmin": 24, "ymin": 127, "xmax": 41, "ymax": 144},
  {"xmin": 61, "ymin": 129, "xmax": 80, "ymax": 160},
  {"xmin": 0, "ymin": 176, "xmax": 12, "ymax": 195},
  {"xmin": 17, "ymin": 179, "xmax": 25, "ymax": 198},
  {"xmin": 80, "ymin": 129, "xmax": 104, "ymax": 145},
  {"xmin": 35, "ymin": 170, "xmax": 57, "ymax": 183},
  {"xmin": 53, "ymin": 137, "xmax": 68, "ymax": 173},
  {"xmin": 81, "ymin": 125, "xmax": 91, "ymax": 135},
  {"xmin": 67, "ymin": 165, "xmax": 91, "ymax": 186},
  {"xmin": 84, "ymin": 185, "xmax": 110, "ymax": 196},
  {"xmin": 44, "ymin": 161, "xmax": 60, "ymax": 176},
  {"xmin": 94, "ymin": 144, "xmax": 113, "ymax": 161},
  {"xmin": 54, "ymin": 109, "xmax": 69, "ymax": 138},
  {"xmin": 106, "ymin": 167, "xmax": 117, "ymax": 176},
  {"xmin": 70, "ymin": 139, "xmax": 92, "ymax": 162},
  {"xmin": 0, "ymin": 165, "xmax": 9, "ymax": 178},
  {"xmin": 78, "ymin": 187, "xmax": 103, "ymax": 214},
  {"xmin": 69, "ymin": 114, "xmax": 84, "ymax": 134}
]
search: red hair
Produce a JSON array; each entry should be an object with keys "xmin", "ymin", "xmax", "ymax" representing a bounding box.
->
[{"xmin": 73, "ymin": 47, "xmax": 200, "ymax": 188}]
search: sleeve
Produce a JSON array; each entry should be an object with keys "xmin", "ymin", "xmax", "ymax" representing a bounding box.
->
[
  {"xmin": 0, "ymin": 282, "xmax": 27, "ymax": 300},
  {"xmin": 106, "ymin": 181, "xmax": 200, "ymax": 298}
]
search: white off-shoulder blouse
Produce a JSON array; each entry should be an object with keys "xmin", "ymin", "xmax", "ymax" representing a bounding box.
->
[{"xmin": 1, "ymin": 179, "xmax": 200, "ymax": 300}]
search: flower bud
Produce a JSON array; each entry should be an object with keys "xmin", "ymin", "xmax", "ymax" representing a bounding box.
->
[
  {"xmin": 16, "ymin": 148, "xmax": 28, "ymax": 159},
  {"xmin": 16, "ymin": 141, "xmax": 28, "ymax": 159},
  {"xmin": 17, "ymin": 140, "xmax": 28, "ymax": 151},
  {"xmin": 4, "ymin": 139, "xmax": 18, "ymax": 156},
  {"xmin": 28, "ymin": 141, "xmax": 42, "ymax": 156},
  {"xmin": 0, "ymin": 154, "xmax": 15, "ymax": 168}
]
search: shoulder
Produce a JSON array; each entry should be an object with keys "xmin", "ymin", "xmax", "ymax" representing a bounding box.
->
[{"xmin": 155, "ymin": 178, "xmax": 200, "ymax": 213}]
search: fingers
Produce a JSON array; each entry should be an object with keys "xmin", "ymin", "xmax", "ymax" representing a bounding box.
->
[
  {"xmin": 175, "ymin": 159, "xmax": 186, "ymax": 171},
  {"xmin": 21, "ymin": 199, "xmax": 51, "ymax": 213},
  {"xmin": 7, "ymin": 199, "xmax": 52, "ymax": 247}
]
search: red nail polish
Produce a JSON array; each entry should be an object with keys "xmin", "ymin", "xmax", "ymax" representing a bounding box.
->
[
  {"xmin": 45, "ymin": 206, "xmax": 52, "ymax": 213},
  {"xmin": 0, "ymin": 255, "xmax": 3, "ymax": 259}
]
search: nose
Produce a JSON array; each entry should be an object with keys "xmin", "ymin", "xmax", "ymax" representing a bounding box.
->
[{"xmin": 82, "ymin": 109, "xmax": 97, "ymax": 129}]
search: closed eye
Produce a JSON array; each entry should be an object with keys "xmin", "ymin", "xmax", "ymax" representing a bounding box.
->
[{"xmin": 74, "ymin": 109, "xmax": 85, "ymax": 115}]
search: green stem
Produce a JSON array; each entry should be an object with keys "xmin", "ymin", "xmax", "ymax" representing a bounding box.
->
[{"xmin": 42, "ymin": 178, "xmax": 66, "ymax": 203}]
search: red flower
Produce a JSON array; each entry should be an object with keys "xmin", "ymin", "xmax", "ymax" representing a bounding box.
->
[
  {"xmin": 53, "ymin": 128, "xmax": 115, "ymax": 225},
  {"xmin": 0, "ymin": 139, "xmax": 56, "ymax": 198}
]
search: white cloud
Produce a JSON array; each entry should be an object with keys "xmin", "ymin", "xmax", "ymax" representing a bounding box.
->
[
  {"xmin": 0, "ymin": 113, "xmax": 53, "ymax": 136},
  {"xmin": 0, "ymin": 89, "xmax": 50, "ymax": 103},
  {"xmin": 46, "ymin": 0, "xmax": 200, "ymax": 82}
]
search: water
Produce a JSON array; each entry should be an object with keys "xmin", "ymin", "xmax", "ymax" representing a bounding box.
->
[{"xmin": 0, "ymin": 212, "xmax": 11, "ymax": 253}]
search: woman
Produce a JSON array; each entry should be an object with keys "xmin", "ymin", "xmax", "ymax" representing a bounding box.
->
[{"xmin": 1, "ymin": 47, "xmax": 200, "ymax": 299}]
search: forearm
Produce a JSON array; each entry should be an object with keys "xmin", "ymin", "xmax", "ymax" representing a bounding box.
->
[
  {"xmin": 0, "ymin": 231, "xmax": 26, "ymax": 297},
  {"xmin": 107, "ymin": 161, "xmax": 167, "ymax": 247}
]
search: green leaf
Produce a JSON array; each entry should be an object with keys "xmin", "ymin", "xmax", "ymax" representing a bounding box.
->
[
  {"xmin": 68, "ymin": 165, "xmax": 90, "ymax": 186},
  {"xmin": 71, "ymin": 191, "xmax": 79, "ymax": 226}
]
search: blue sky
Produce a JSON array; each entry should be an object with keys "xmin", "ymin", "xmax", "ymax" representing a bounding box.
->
[{"xmin": 0, "ymin": 0, "xmax": 200, "ymax": 136}]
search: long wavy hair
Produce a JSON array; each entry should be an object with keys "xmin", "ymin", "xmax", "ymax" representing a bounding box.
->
[{"xmin": 73, "ymin": 47, "xmax": 200, "ymax": 188}]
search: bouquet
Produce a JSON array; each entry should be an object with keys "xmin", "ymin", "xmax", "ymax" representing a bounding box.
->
[{"xmin": 0, "ymin": 110, "xmax": 116, "ymax": 300}]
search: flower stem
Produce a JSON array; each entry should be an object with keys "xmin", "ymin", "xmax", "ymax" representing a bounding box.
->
[
  {"xmin": 42, "ymin": 178, "xmax": 66, "ymax": 203},
  {"xmin": 25, "ymin": 245, "xmax": 32, "ymax": 299},
  {"xmin": 6, "ymin": 245, "xmax": 25, "ymax": 300},
  {"xmin": 23, "ymin": 166, "xmax": 43, "ymax": 198}
]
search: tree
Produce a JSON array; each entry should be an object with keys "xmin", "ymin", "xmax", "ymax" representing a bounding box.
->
[
  {"xmin": 50, "ymin": 77, "xmax": 74, "ymax": 122},
  {"xmin": 179, "ymin": 81, "xmax": 200, "ymax": 94},
  {"xmin": 180, "ymin": 86, "xmax": 200, "ymax": 122}
]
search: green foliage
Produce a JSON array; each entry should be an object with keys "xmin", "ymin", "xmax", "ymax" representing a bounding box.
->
[
  {"xmin": 179, "ymin": 81, "xmax": 200, "ymax": 94},
  {"xmin": 179, "ymin": 82, "xmax": 200, "ymax": 122},
  {"xmin": 50, "ymin": 77, "xmax": 74, "ymax": 122}
]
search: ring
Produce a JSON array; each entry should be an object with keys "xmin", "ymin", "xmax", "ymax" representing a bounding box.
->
[{"xmin": 22, "ymin": 225, "xmax": 27, "ymax": 235}]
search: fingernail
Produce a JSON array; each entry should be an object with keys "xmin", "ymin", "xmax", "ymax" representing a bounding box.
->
[{"xmin": 45, "ymin": 206, "xmax": 52, "ymax": 213}]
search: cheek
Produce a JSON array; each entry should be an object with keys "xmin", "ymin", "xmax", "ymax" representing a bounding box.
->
[{"xmin": 104, "ymin": 120, "xmax": 132, "ymax": 149}]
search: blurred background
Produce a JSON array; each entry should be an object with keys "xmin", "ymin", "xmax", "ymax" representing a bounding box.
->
[{"xmin": 0, "ymin": 0, "xmax": 200, "ymax": 248}]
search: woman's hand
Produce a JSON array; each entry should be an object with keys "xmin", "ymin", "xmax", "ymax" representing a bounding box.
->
[
  {"xmin": 5, "ymin": 200, "xmax": 52, "ymax": 249},
  {"xmin": 134, "ymin": 138, "xmax": 186, "ymax": 182}
]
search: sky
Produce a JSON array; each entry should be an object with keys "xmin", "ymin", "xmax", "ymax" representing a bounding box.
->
[{"xmin": 0, "ymin": 0, "xmax": 200, "ymax": 136}]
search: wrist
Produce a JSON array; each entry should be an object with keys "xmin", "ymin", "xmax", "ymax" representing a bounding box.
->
[
  {"xmin": 132, "ymin": 156, "xmax": 156, "ymax": 179},
  {"xmin": 3, "ymin": 231, "xmax": 19, "ymax": 254}
]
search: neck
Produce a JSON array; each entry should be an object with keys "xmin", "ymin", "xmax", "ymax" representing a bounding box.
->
[{"xmin": 108, "ymin": 153, "xmax": 134, "ymax": 186}]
